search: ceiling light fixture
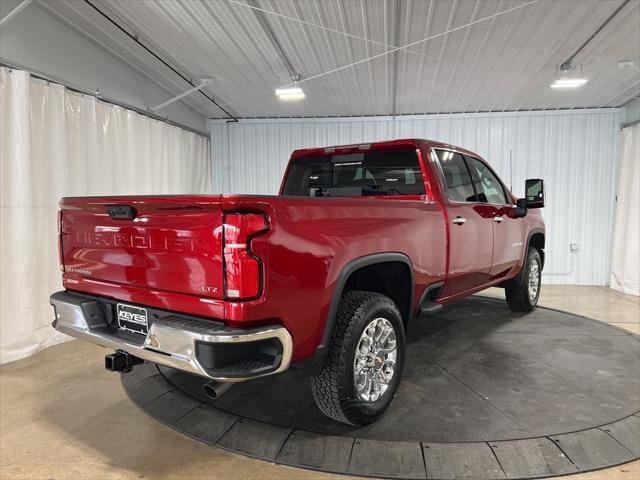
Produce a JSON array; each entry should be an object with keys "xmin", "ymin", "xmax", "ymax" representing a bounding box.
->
[
  {"xmin": 618, "ymin": 60, "xmax": 637, "ymax": 69},
  {"xmin": 275, "ymin": 87, "xmax": 305, "ymax": 101},
  {"xmin": 550, "ymin": 78, "xmax": 588, "ymax": 89}
]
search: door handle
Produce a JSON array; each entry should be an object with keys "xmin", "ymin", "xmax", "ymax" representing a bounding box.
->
[
  {"xmin": 493, "ymin": 216, "xmax": 504, "ymax": 223},
  {"xmin": 452, "ymin": 216, "xmax": 466, "ymax": 225}
]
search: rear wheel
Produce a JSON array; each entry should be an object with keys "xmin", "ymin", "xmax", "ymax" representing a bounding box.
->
[
  {"xmin": 310, "ymin": 291, "xmax": 405, "ymax": 426},
  {"xmin": 506, "ymin": 247, "xmax": 542, "ymax": 312}
]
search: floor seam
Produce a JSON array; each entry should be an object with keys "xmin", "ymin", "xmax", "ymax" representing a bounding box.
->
[
  {"xmin": 597, "ymin": 425, "xmax": 636, "ymax": 456},
  {"xmin": 139, "ymin": 386, "xmax": 174, "ymax": 407},
  {"xmin": 419, "ymin": 441, "xmax": 428, "ymax": 479},
  {"xmin": 214, "ymin": 415, "xmax": 242, "ymax": 444},
  {"xmin": 546, "ymin": 435, "xmax": 581, "ymax": 472},
  {"xmin": 434, "ymin": 362, "xmax": 532, "ymax": 434},
  {"xmin": 129, "ymin": 368, "xmax": 157, "ymax": 386},
  {"xmin": 486, "ymin": 441, "xmax": 508, "ymax": 479},
  {"xmin": 174, "ymin": 403, "xmax": 200, "ymax": 424},
  {"xmin": 346, "ymin": 436, "xmax": 356, "ymax": 474},
  {"xmin": 274, "ymin": 428, "xmax": 295, "ymax": 460}
]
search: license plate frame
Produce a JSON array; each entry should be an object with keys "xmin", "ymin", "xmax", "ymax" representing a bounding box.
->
[{"xmin": 116, "ymin": 303, "xmax": 149, "ymax": 335}]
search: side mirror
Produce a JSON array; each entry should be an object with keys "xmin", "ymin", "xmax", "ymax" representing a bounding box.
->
[{"xmin": 524, "ymin": 178, "xmax": 544, "ymax": 208}]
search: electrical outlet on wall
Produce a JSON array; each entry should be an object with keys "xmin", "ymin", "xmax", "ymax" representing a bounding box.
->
[{"xmin": 570, "ymin": 243, "xmax": 578, "ymax": 253}]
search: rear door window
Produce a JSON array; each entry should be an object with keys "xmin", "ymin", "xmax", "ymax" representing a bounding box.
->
[
  {"xmin": 466, "ymin": 156, "xmax": 510, "ymax": 205},
  {"xmin": 435, "ymin": 150, "xmax": 478, "ymax": 202},
  {"xmin": 282, "ymin": 149, "xmax": 425, "ymax": 197}
]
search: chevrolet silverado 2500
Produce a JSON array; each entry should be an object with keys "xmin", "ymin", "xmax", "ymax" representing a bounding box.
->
[{"xmin": 51, "ymin": 138, "xmax": 545, "ymax": 426}]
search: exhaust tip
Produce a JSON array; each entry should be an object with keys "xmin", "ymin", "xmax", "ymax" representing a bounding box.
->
[
  {"xmin": 203, "ymin": 382, "xmax": 219, "ymax": 399},
  {"xmin": 203, "ymin": 380, "xmax": 234, "ymax": 400}
]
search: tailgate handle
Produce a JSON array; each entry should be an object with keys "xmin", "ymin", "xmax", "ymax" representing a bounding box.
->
[{"xmin": 107, "ymin": 205, "xmax": 137, "ymax": 220}]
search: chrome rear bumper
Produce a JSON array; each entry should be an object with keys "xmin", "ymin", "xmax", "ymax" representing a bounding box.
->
[{"xmin": 50, "ymin": 291, "xmax": 292, "ymax": 382}]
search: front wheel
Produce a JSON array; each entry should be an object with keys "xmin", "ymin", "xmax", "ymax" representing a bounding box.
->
[
  {"xmin": 505, "ymin": 247, "xmax": 542, "ymax": 312},
  {"xmin": 310, "ymin": 291, "xmax": 405, "ymax": 426}
]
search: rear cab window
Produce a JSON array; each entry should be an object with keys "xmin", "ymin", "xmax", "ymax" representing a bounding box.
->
[{"xmin": 282, "ymin": 149, "xmax": 425, "ymax": 197}]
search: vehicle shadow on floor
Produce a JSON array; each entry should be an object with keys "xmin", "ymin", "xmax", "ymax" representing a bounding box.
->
[{"xmin": 161, "ymin": 295, "xmax": 639, "ymax": 443}]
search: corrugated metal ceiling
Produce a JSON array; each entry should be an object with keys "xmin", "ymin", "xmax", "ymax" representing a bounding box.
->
[{"xmin": 43, "ymin": 0, "xmax": 640, "ymax": 119}]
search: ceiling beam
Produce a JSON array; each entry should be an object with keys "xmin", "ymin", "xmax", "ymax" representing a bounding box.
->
[
  {"xmin": 559, "ymin": 0, "xmax": 631, "ymax": 71},
  {"xmin": 151, "ymin": 79, "xmax": 214, "ymax": 112},
  {"xmin": 83, "ymin": 0, "xmax": 238, "ymax": 120},
  {"xmin": 246, "ymin": 0, "xmax": 298, "ymax": 83},
  {"xmin": 0, "ymin": 0, "xmax": 33, "ymax": 26}
]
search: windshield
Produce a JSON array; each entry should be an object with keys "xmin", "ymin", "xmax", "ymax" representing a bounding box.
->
[{"xmin": 282, "ymin": 149, "xmax": 425, "ymax": 197}]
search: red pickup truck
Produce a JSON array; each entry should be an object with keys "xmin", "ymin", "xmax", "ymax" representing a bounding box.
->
[{"xmin": 51, "ymin": 138, "xmax": 545, "ymax": 426}]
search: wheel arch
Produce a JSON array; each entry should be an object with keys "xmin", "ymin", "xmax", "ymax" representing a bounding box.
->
[
  {"xmin": 317, "ymin": 253, "xmax": 414, "ymax": 356},
  {"xmin": 527, "ymin": 229, "xmax": 545, "ymax": 268},
  {"xmin": 497, "ymin": 228, "xmax": 544, "ymax": 290}
]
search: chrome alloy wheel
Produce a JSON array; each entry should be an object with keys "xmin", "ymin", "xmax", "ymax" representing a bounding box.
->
[
  {"xmin": 353, "ymin": 317, "xmax": 397, "ymax": 402},
  {"xmin": 528, "ymin": 256, "xmax": 540, "ymax": 302}
]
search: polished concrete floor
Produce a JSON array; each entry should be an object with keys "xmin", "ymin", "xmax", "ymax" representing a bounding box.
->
[{"xmin": 1, "ymin": 286, "xmax": 639, "ymax": 480}]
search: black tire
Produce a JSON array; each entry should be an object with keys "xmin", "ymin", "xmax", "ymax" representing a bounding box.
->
[
  {"xmin": 506, "ymin": 247, "xmax": 542, "ymax": 312},
  {"xmin": 310, "ymin": 291, "xmax": 406, "ymax": 426}
]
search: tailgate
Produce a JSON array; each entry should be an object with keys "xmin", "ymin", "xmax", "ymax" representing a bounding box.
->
[{"xmin": 60, "ymin": 196, "xmax": 224, "ymax": 300}]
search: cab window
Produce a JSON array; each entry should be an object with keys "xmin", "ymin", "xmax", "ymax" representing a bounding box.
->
[
  {"xmin": 435, "ymin": 150, "xmax": 478, "ymax": 202},
  {"xmin": 466, "ymin": 156, "xmax": 510, "ymax": 205}
]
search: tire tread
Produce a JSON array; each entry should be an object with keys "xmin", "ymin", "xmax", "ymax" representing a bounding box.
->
[
  {"xmin": 310, "ymin": 291, "xmax": 401, "ymax": 425},
  {"xmin": 506, "ymin": 247, "xmax": 541, "ymax": 312}
]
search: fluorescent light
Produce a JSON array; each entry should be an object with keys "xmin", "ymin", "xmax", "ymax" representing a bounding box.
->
[
  {"xmin": 275, "ymin": 87, "xmax": 303, "ymax": 95},
  {"xmin": 278, "ymin": 93, "xmax": 306, "ymax": 101},
  {"xmin": 275, "ymin": 87, "xmax": 305, "ymax": 101},
  {"xmin": 550, "ymin": 78, "xmax": 588, "ymax": 89}
]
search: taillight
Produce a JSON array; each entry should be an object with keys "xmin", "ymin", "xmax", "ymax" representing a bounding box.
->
[
  {"xmin": 223, "ymin": 213, "xmax": 269, "ymax": 300},
  {"xmin": 57, "ymin": 210, "xmax": 65, "ymax": 272}
]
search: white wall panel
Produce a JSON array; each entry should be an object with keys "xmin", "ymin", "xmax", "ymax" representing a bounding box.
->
[{"xmin": 210, "ymin": 109, "xmax": 622, "ymax": 285}]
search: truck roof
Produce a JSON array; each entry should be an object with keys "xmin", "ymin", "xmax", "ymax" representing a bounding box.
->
[{"xmin": 290, "ymin": 138, "xmax": 484, "ymax": 162}]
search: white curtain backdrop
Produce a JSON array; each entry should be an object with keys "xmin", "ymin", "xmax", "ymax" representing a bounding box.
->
[
  {"xmin": 0, "ymin": 68, "xmax": 211, "ymax": 363},
  {"xmin": 610, "ymin": 124, "xmax": 640, "ymax": 296}
]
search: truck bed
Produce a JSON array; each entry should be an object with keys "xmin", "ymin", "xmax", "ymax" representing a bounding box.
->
[{"xmin": 60, "ymin": 194, "xmax": 447, "ymax": 361}]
